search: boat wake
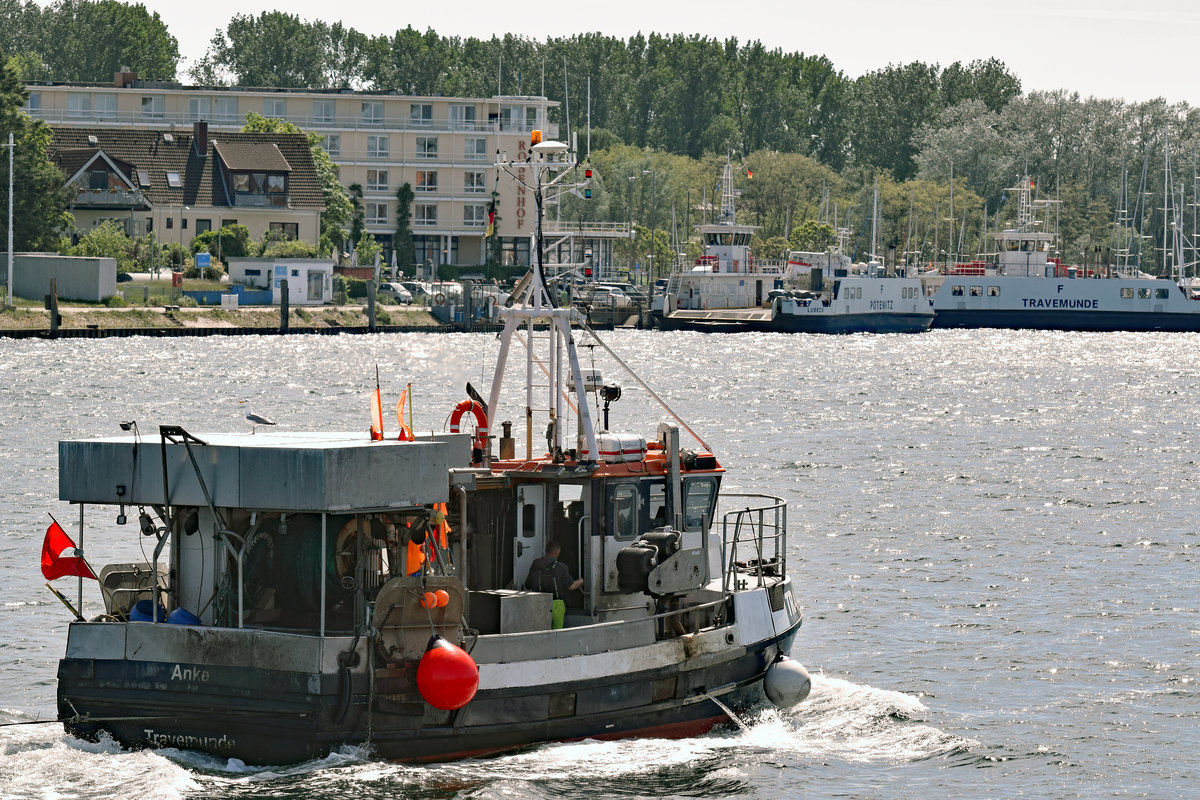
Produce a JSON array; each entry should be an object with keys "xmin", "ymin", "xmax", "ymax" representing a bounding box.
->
[{"xmin": 0, "ymin": 675, "xmax": 974, "ymax": 799}]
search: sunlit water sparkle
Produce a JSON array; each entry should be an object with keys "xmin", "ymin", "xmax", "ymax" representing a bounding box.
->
[{"xmin": 1, "ymin": 329, "xmax": 1197, "ymax": 798}]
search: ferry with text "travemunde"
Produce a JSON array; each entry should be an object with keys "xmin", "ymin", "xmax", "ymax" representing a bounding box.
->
[
  {"xmin": 654, "ymin": 163, "xmax": 933, "ymax": 334},
  {"xmin": 47, "ymin": 133, "xmax": 811, "ymax": 765},
  {"xmin": 926, "ymin": 178, "xmax": 1200, "ymax": 331}
]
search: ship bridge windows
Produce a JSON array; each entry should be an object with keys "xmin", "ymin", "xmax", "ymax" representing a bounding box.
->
[
  {"xmin": 1121, "ymin": 287, "xmax": 1134, "ymax": 299},
  {"xmin": 1156, "ymin": 288, "xmax": 1170, "ymax": 299},
  {"xmin": 951, "ymin": 285, "xmax": 965, "ymax": 296},
  {"xmin": 987, "ymin": 286, "xmax": 1000, "ymax": 296},
  {"xmin": 1138, "ymin": 288, "xmax": 1152, "ymax": 299},
  {"xmin": 969, "ymin": 286, "xmax": 983, "ymax": 296},
  {"xmin": 606, "ymin": 479, "xmax": 669, "ymax": 539},
  {"xmin": 683, "ymin": 478, "xmax": 718, "ymax": 531}
]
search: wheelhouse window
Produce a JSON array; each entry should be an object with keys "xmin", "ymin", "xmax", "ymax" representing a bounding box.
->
[
  {"xmin": 951, "ymin": 285, "xmax": 965, "ymax": 296},
  {"xmin": 1138, "ymin": 287, "xmax": 1152, "ymax": 299},
  {"xmin": 987, "ymin": 286, "xmax": 1000, "ymax": 296},
  {"xmin": 683, "ymin": 478, "xmax": 717, "ymax": 531},
  {"xmin": 1156, "ymin": 288, "xmax": 1170, "ymax": 299},
  {"xmin": 610, "ymin": 484, "xmax": 639, "ymax": 540},
  {"xmin": 969, "ymin": 285, "xmax": 983, "ymax": 296},
  {"xmin": 1120, "ymin": 287, "xmax": 1134, "ymax": 299}
]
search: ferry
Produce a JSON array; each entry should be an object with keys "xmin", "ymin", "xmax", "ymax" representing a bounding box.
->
[
  {"xmin": 48, "ymin": 134, "xmax": 811, "ymax": 765},
  {"xmin": 653, "ymin": 163, "xmax": 933, "ymax": 334},
  {"xmin": 926, "ymin": 177, "xmax": 1200, "ymax": 331}
]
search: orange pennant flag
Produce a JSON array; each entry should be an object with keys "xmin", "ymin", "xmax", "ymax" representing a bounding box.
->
[
  {"xmin": 370, "ymin": 387, "xmax": 384, "ymax": 441},
  {"xmin": 396, "ymin": 388, "xmax": 413, "ymax": 441}
]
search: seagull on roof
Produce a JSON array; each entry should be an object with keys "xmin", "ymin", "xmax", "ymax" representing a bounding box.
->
[{"xmin": 239, "ymin": 400, "xmax": 277, "ymax": 434}]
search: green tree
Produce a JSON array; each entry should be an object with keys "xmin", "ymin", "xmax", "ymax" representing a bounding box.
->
[
  {"xmin": 62, "ymin": 219, "xmax": 135, "ymax": 269},
  {"xmin": 789, "ymin": 220, "xmax": 835, "ymax": 251},
  {"xmin": 191, "ymin": 223, "xmax": 250, "ymax": 260},
  {"xmin": 393, "ymin": 183, "xmax": 414, "ymax": 268},
  {"xmin": 348, "ymin": 183, "xmax": 365, "ymax": 245},
  {"xmin": 848, "ymin": 61, "xmax": 942, "ymax": 180},
  {"xmin": 195, "ymin": 11, "xmax": 331, "ymax": 87},
  {"xmin": 0, "ymin": 53, "xmax": 71, "ymax": 253},
  {"xmin": 240, "ymin": 112, "xmax": 350, "ymax": 254},
  {"xmin": 36, "ymin": 0, "xmax": 178, "ymax": 81}
]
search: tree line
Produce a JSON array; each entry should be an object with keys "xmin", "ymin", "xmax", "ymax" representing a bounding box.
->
[{"xmin": 5, "ymin": 2, "xmax": 1200, "ymax": 274}]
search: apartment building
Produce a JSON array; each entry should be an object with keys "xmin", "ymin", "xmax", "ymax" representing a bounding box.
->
[{"xmin": 26, "ymin": 75, "xmax": 560, "ymax": 267}]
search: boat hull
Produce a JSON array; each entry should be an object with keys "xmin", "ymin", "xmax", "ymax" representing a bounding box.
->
[
  {"xmin": 929, "ymin": 275, "xmax": 1200, "ymax": 331},
  {"xmin": 58, "ymin": 619, "xmax": 800, "ymax": 764}
]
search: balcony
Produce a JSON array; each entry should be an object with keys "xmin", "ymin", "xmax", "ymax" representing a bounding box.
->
[{"xmin": 70, "ymin": 188, "xmax": 148, "ymax": 208}]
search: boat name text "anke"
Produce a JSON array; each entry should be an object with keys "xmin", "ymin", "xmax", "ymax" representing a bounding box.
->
[
  {"xmin": 170, "ymin": 663, "xmax": 210, "ymax": 682},
  {"xmin": 869, "ymin": 300, "xmax": 895, "ymax": 310},
  {"xmin": 1020, "ymin": 298, "xmax": 1098, "ymax": 309}
]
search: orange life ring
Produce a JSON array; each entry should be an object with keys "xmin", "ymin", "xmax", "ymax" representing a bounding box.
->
[
  {"xmin": 434, "ymin": 292, "xmax": 446, "ymax": 305},
  {"xmin": 449, "ymin": 399, "xmax": 488, "ymax": 452}
]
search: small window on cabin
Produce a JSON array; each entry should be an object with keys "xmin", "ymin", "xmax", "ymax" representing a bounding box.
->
[
  {"xmin": 1006, "ymin": 240, "xmax": 1019, "ymax": 251},
  {"xmin": 987, "ymin": 286, "xmax": 1000, "ymax": 296},
  {"xmin": 610, "ymin": 484, "xmax": 639, "ymax": 540},
  {"xmin": 165, "ymin": 171, "xmax": 181, "ymax": 188},
  {"xmin": 683, "ymin": 479, "xmax": 717, "ymax": 531},
  {"xmin": 648, "ymin": 482, "xmax": 667, "ymax": 530},
  {"xmin": 1138, "ymin": 288, "xmax": 1152, "ymax": 299},
  {"xmin": 951, "ymin": 285, "xmax": 965, "ymax": 296},
  {"xmin": 969, "ymin": 285, "xmax": 983, "ymax": 296},
  {"xmin": 1120, "ymin": 287, "xmax": 1134, "ymax": 299},
  {"xmin": 1156, "ymin": 288, "xmax": 1170, "ymax": 299}
]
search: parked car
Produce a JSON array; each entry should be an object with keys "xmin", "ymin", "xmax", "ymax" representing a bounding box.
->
[
  {"xmin": 378, "ymin": 282, "xmax": 413, "ymax": 304},
  {"xmin": 116, "ymin": 272, "xmax": 133, "ymax": 283}
]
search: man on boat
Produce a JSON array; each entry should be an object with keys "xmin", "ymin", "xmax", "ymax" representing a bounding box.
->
[{"xmin": 524, "ymin": 541, "xmax": 583, "ymax": 596}]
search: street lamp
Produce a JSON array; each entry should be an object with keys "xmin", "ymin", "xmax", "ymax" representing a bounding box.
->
[
  {"xmin": 643, "ymin": 169, "xmax": 655, "ymax": 286},
  {"xmin": 4, "ymin": 132, "xmax": 12, "ymax": 309},
  {"xmin": 627, "ymin": 176, "xmax": 635, "ymax": 277}
]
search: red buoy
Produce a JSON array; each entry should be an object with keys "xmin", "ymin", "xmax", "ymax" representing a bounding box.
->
[
  {"xmin": 434, "ymin": 589, "xmax": 450, "ymax": 608},
  {"xmin": 420, "ymin": 591, "xmax": 437, "ymax": 609},
  {"xmin": 416, "ymin": 635, "xmax": 479, "ymax": 710}
]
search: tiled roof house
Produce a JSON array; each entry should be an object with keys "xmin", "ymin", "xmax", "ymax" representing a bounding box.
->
[{"xmin": 48, "ymin": 121, "xmax": 325, "ymax": 248}]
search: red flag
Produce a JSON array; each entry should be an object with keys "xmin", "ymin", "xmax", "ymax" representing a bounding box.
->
[
  {"xmin": 370, "ymin": 387, "xmax": 384, "ymax": 441},
  {"xmin": 41, "ymin": 521, "xmax": 97, "ymax": 581}
]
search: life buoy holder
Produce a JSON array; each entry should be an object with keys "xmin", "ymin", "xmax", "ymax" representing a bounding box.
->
[
  {"xmin": 434, "ymin": 292, "xmax": 446, "ymax": 305},
  {"xmin": 449, "ymin": 399, "xmax": 488, "ymax": 452}
]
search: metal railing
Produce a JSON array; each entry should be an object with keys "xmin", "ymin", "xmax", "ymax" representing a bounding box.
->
[{"xmin": 718, "ymin": 493, "xmax": 787, "ymax": 594}]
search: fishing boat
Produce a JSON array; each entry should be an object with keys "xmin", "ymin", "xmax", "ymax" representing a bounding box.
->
[
  {"xmin": 926, "ymin": 173, "xmax": 1200, "ymax": 331},
  {"xmin": 49, "ymin": 134, "xmax": 811, "ymax": 765},
  {"xmin": 652, "ymin": 164, "xmax": 933, "ymax": 334}
]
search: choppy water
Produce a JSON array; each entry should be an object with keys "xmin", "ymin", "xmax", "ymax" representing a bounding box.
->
[{"xmin": 1, "ymin": 330, "xmax": 1197, "ymax": 799}]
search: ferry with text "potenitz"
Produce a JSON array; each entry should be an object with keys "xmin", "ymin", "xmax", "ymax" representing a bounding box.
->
[{"xmin": 925, "ymin": 178, "xmax": 1200, "ymax": 332}]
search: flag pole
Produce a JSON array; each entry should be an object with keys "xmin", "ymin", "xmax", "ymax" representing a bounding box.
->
[
  {"xmin": 45, "ymin": 583, "xmax": 83, "ymax": 621},
  {"xmin": 47, "ymin": 511, "xmax": 111, "ymax": 617}
]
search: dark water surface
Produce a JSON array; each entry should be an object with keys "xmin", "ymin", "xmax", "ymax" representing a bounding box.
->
[{"xmin": 1, "ymin": 330, "xmax": 1196, "ymax": 799}]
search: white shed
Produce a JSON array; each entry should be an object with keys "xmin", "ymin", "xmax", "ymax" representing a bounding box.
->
[{"xmin": 227, "ymin": 257, "xmax": 334, "ymax": 305}]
